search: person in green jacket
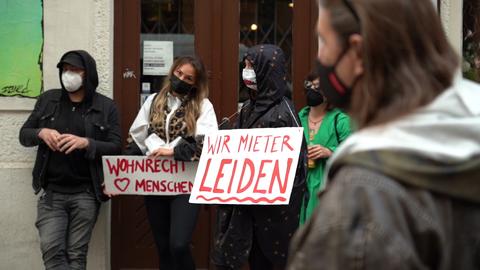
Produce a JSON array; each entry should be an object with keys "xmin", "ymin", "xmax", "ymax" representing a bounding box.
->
[{"xmin": 299, "ymin": 72, "xmax": 351, "ymax": 224}]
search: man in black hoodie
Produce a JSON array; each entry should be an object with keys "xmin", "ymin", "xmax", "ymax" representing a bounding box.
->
[{"xmin": 19, "ymin": 50, "xmax": 121, "ymax": 269}]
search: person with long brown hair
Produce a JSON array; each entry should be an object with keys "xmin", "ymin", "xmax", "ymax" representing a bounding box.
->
[
  {"xmin": 127, "ymin": 56, "xmax": 218, "ymax": 270},
  {"xmin": 288, "ymin": 0, "xmax": 480, "ymax": 269}
]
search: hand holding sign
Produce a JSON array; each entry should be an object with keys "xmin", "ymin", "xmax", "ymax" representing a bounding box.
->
[
  {"xmin": 148, "ymin": 147, "xmax": 174, "ymax": 159},
  {"xmin": 190, "ymin": 127, "xmax": 303, "ymax": 205},
  {"xmin": 102, "ymin": 182, "xmax": 119, "ymax": 198}
]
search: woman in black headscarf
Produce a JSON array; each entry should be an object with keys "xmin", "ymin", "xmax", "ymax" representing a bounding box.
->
[{"xmin": 212, "ymin": 44, "xmax": 307, "ymax": 270}]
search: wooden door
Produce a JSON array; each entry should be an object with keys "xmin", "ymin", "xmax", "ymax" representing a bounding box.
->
[
  {"xmin": 112, "ymin": 1, "xmax": 238, "ymax": 269},
  {"xmin": 112, "ymin": 0, "xmax": 317, "ymax": 269}
]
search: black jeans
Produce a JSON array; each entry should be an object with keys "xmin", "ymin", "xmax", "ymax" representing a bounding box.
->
[
  {"xmin": 144, "ymin": 195, "xmax": 200, "ymax": 270},
  {"xmin": 36, "ymin": 190, "xmax": 100, "ymax": 270}
]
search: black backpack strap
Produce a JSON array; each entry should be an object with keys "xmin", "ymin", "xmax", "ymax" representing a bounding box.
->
[{"xmin": 334, "ymin": 113, "xmax": 341, "ymax": 144}]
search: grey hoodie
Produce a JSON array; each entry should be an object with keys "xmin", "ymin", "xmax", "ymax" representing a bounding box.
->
[{"xmin": 287, "ymin": 78, "xmax": 480, "ymax": 270}]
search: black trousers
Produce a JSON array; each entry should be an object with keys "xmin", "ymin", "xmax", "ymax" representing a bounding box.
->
[
  {"xmin": 144, "ymin": 195, "xmax": 200, "ymax": 270},
  {"xmin": 215, "ymin": 237, "xmax": 279, "ymax": 270},
  {"xmin": 249, "ymin": 232, "xmax": 278, "ymax": 270}
]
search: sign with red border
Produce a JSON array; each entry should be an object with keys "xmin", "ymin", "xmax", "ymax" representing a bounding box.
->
[{"xmin": 190, "ymin": 127, "xmax": 303, "ymax": 205}]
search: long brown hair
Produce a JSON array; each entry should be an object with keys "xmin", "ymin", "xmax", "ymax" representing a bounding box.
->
[
  {"xmin": 151, "ymin": 56, "xmax": 209, "ymax": 136},
  {"xmin": 318, "ymin": 0, "xmax": 459, "ymax": 128}
]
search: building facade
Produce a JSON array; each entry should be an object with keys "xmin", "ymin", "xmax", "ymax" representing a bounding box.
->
[{"xmin": 0, "ymin": 0, "xmax": 468, "ymax": 269}]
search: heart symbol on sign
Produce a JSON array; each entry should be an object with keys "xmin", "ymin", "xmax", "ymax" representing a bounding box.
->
[{"xmin": 114, "ymin": 177, "xmax": 130, "ymax": 192}]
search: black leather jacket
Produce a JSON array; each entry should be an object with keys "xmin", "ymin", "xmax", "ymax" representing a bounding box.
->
[
  {"xmin": 20, "ymin": 50, "xmax": 122, "ymax": 202},
  {"xmin": 19, "ymin": 89, "xmax": 121, "ymax": 202}
]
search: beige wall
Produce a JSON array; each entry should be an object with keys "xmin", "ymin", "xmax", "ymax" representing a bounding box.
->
[{"xmin": 0, "ymin": 0, "xmax": 113, "ymax": 269}]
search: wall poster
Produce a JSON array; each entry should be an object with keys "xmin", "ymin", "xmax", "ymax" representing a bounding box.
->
[{"xmin": 0, "ymin": 0, "xmax": 43, "ymax": 99}]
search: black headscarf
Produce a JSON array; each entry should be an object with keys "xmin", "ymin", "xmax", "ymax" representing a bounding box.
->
[{"xmin": 243, "ymin": 44, "xmax": 288, "ymax": 113}]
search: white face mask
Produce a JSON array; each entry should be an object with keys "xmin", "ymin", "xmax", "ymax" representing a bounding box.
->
[
  {"xmin": 61, "ymin": 70, "xmax": 83, "ymax": 92},
  {"xmin": 242, "ymin": 68, "xmax": 257, "ymax": 91}
]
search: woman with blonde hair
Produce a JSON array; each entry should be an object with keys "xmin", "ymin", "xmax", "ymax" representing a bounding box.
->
[{"xmin": 127, "ymin": 56, "xmax": 218, "ymax": 270}]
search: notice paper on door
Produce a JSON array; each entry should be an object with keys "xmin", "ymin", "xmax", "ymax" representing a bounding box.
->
[{"xmin": 143, "ymin": 41, "xmax": 173, "ymax": 76}]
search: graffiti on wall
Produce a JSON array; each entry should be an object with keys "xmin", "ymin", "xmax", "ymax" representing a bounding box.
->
[{"xmin": 0, "ymin": 0, "xmax": 43, "ymax": 98}]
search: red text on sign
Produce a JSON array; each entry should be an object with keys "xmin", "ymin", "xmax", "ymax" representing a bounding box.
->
[{"xmin": 106, "ymin": 158, "xmax": 185, "ymax": 177}]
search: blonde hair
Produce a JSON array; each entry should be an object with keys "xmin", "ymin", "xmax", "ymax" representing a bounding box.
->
[{"xmin": 151, "ymin": 56, "xmax": 209, "ymax": 136}]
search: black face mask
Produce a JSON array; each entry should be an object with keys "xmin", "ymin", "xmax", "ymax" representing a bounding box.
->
[
  {"xmin": 305, "ymin": 88, "xmax": 324, "ymax": 107},
  {"xmin": 316, "ymin": 49, "xmax": 356, "ymax": 109},
  {"xmin": 170, "ymin": 74, "xmax": 195, "ymax": 95}
]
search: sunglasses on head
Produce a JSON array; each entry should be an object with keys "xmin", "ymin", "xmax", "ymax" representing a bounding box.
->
[{"xmin": 304, "ymin": 80, "xmax": 321, "ymax": 91}]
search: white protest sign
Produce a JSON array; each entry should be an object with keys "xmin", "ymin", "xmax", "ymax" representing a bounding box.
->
[
  {"xmin": 102, "ymin": 156, "xmax": 197, "ymax": 195},
  {"xmin": 190, "ymin": 127, "xmax": 304, "ymax": 205}
]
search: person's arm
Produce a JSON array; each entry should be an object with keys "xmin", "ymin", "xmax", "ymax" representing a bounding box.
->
[
  {"xmin": 129, "ymin": 93, "xmax": 166, "ymax": 155},
  {"xmin": 84, "ymin": 101, "xmax": 122, "ymax": 160},
  {"xmin": 123, "ymin": 136, "xmax": 143, "ymax": 155},
  {"xmin": 19, "ymin": 94, "xmax": 45, "ymax": 147},
  {"xmin": 325, "ymin": 113, "xmax": 352, "ymax": 153},
  {"xmin": 174, "ymin": 99, "xmax": 218, "ymax": 161}
]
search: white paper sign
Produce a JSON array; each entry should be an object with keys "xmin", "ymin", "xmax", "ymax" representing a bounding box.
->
[
  {"xmin": 190, "ymin": 127, "xmax": 304, "ymax": 205},
  {"xmin": 143, "ymin": 41, "xmax": 173, "ymax": 76},
  {"xmin": 102, "ymin": 156, "xmax": 197, "ymax": 195}
]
